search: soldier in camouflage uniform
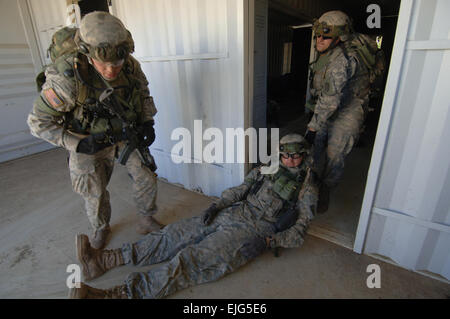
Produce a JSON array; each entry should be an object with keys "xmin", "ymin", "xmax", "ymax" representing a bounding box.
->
[
  {"xmin": 27, "ymin": 12, "xmax": 162, "ymax": 249},
  {"xmin": 304, "ymin": 11, "xmax": 370, "ymax": 213},
  {"xmin": 69, "ymin": 134, "xmax": 318, "ymax": 299}
]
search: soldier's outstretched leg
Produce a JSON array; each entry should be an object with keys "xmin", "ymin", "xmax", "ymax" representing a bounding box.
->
[
  {"xmin": 71, "ymin": 226, "xmax": 262, "ymax": 299},
  {"xmin": 122, "ymin": 145, "xmax": 162, "ymax": 234},
  {"xmin": 123, "ymin": 222, "xmax": 271, "ymax": 299},
  {"xmin": 69, "ymin": 148, "xmax": 115, "ymax": 248},
  {"xmin": 76, "ymin": 214, "xmax": 217, "ymax": 283},
  {"xmin": 121, "ymin": 215, "xmax": 217, "ymax": 267}
]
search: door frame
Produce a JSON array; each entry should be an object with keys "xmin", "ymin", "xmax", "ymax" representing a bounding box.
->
[
  {"xmin": 17, "ymin": 0, "xmax": 44, "ymax": 73},
  {"xmin": 353, "ymin": 0, "xmax": 414, "ymax": 253},
  {"xmin": 245, "ymin": 0, "xmax": 416, "ymax": 254}
]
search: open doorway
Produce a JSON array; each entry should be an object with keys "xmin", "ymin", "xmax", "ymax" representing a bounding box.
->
[
  {"xmin": 260, "ymin": 0, "xmax": 401, "ymax": 249},
  {"xmin": 266, "ymin": 9, "xmax": 311, "ymax": 136}
]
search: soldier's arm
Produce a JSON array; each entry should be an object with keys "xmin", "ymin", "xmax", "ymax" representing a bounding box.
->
[
  {"xmin": 270, "ymin": 168, "xmax": 319, "ymax": 249},
  {"xmin": 215, "ymin": 167, "xmax": 261, "ymax": 210},
  {"xmin": 27, "ymin": 64, "xmax": 80, "ymax": 151},
  {"xmin": 129, "ymin": 56, "xmax": 157, "ymax": 123},
  {"xmin": 307, "ymin": 54, "xmax": 357, "ymax": 132}
]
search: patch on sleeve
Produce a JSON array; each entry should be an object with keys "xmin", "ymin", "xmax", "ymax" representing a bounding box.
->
[{"xmin": 43, "ymin": 88, "xmax": 64, "ymax": 108}]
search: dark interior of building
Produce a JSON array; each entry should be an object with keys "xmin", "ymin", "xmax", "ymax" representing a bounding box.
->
[
  {"xmin": 266, "ymin": 0, "xmax": 401, "ymax": 247},
  {"xmin": 78, "ymin": 0, "xmax": 109, "ymax": 17}
]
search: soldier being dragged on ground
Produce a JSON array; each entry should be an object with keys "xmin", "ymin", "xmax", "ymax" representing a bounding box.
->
[{"xmin": 69, "ymin": 134, "xmax": 319, "ymax": 299}]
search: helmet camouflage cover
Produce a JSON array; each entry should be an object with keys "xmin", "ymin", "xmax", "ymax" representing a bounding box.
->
[
  {"xmin": 75, "ymin": 11, "xmax": 134, "ymax": 62},
  {"xmin": 313, "ymin": 10, "xmax": 352, "ymax": 42},
  {"xmin": 279, "ymin": 134, "xmax": 310, "ymax": 155}
]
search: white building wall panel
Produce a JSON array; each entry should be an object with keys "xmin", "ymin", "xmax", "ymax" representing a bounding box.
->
[
  {"xmin": 364, "ymin": 0, "xmax": 450, "ymax": 281},
  {"xmin": 113, "ymin": 0, "xmax": 246, "ymax": 196},
  {"xmin": 0, "ymin": 0, "xmax": 54, "ymax": 163},
  {"xmin": 27, "ymin": 0, "xmax": 69, "ymax": 65}
]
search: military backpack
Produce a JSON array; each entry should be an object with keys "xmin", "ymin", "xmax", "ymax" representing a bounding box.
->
[
  {"xmin": 343, "ymin": 33, "xmax": 386, "ymax": 98},
  {"xmin": 36, "ymin": 27, "xmax": 78, "ymax": 92}
]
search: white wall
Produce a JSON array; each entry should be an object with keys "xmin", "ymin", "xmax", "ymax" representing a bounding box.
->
[
  {"xmin": 358, "ymin": 0, "xmax": 450, "ymax": 281},
  {"xmin": 27, "ymin": 0, "xmax": 70, "ymax": 66},
  {"xmin": 113, "ymin": 0, "xmax": 247, "ymax": 196},
  {"xmin": 0, "ymin": 0, "xmax": 53, "ymax": 162}
]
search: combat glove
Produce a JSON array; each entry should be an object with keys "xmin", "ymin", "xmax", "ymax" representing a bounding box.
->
[
  {"xmin": 305, "ymin": 130, "xmax": 316, "ymax": 146},
  {"xmin": 142, "ymin": 120, "xmax": 156, "ymax": 147},
  {"xmin": 201, "ymin": 203, "xmax": 220, "ymax": 225},
  {"xmin": 77, "ymin": 133, "xmax": 112, "ymax": 155}
]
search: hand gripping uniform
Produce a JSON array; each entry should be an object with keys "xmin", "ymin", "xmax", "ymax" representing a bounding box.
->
[
  {"xmin": 307, "ymin": 11, "xmax": 371, "ymax": 188},
  {"xmin": 27, "ymin": 50, "xmax": 158, "ymax": 232},
  {"xmin": 108, "ymin": 158, "xmax": 318, "ymax": 299}
]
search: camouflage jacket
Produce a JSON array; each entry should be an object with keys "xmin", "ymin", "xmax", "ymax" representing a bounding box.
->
[
  {"xmin": 215, "ymin": 159, "xmax": 318, "ymax": 249},
  {"xmin": 307, "ymin": 44, "xmax": 370, "ymax": 132},
  {"xmin": 27, "ymin": 53, "xmax": 157, "ymax": 152}
]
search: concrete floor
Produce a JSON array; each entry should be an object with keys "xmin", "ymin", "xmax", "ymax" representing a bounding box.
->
[{"xmin": 0, "ymin": 148, "xmax": 449, "ymax": 299}]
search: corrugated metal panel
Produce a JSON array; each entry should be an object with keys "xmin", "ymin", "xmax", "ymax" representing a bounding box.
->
[
  {"xmin": 113, "ymin": 0, "xmax": 246, "ymax": 196},
  {"xmin": 0, "ymin": 0, "xmax": 53, "ymax": 162},
  {"xmin": 268, "ymin": 24, "xmax": 293, "ymax": 77},
  {"xmin": 364, "ymin": 0, "xmax": 450, "ymax": 280}
]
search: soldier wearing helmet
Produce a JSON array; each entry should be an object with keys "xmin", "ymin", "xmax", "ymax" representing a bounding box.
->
[
  {"xmin": 69, "ymin": 134, "xmax": 319, "ymax": 299},
  {"xmin": 27, "ymin": 12, "xmax": 162, "ymax": 249},
  {"xmin": 304, "ymin": 10, "xmax": 370, "ymax": 213}
]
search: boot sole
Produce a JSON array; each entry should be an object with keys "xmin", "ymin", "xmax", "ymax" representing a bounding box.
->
[{"xmin": 76, "ymin": 234, "xmax": 93, "ymax": 281}]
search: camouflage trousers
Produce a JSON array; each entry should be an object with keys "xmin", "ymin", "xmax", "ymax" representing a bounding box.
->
[
  {"xmin": 68, "ymin": 142, "xmax": 157, "ymax": 231},
  {"xmin": 313, "ymin": 101, "xmax": 366, "ymax": 188},
  {"xmin": 119, "ymin": 203, "xmax": 276, "ymax": 299}
]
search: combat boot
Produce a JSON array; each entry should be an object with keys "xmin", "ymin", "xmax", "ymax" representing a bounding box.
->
[
  {"xmin": 136, "ymin": 215, "xmax": 163, "ymax": 235},
  {"xmin": 76, "ymin": 234, "xmax": 125, "ymax": 281},
  {"xmin": 69, "ymin": 282, "xmax": 128, "ymax": 299},
  {"xmin": 91, "ymin": 225, "xmax": 111, "ymax": 249},
  {"xmin": 317, "ymin": 184, "xmax": 330, "ymax": 214}
]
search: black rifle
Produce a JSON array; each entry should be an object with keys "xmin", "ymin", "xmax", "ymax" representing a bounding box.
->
[
  {"xmin": 98, "ymin": 85, "xmax": 157, "ymax": 172},
  {"xmin": 274, "ymin": 202, "xmax": 299, "ymax": 233},
  {"xmin": 271, "ymin": 200, "xmax": 300, "ymax": 258}
]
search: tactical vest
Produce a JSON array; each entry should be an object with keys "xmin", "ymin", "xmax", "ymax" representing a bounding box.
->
[
  {"xmin": 45, "ymin": 53, "xmax": 144, "ymax": 141},
  {"xmin": 244, "ymin": 164, "xmax": 309, "ymax": 226},
  {"xmin": 270, "ymin": 166, "xmax": 306, "ymax": 203},
  {"xmin": 306, "ymin": 43, "xmax": 370, "ymax": 113},
  {"xmin": 305, "ymin": 50, "xmax": 333, "ymax": 113},
  {"xmin": 250, "ymin": 165, "xmax": 306, "ymax": 204}
]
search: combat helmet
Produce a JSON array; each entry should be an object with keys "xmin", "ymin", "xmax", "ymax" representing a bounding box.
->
[
  {"xmin": 74, "ymin": 11, "xmax": 134, "ymax": 62},
  {"xmin": 313, "ymin": 10, "xmax": 352, "ymax": 42},
  {"xmin": 279, "ymin": 134, "xmax": 310, "ymax": 157}
]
